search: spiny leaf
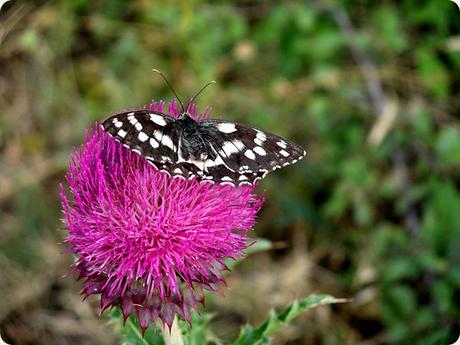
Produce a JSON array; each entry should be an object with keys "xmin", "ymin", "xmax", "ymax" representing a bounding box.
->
[{"xmin": 232, "ymin": 294, "xmax": 347, "ymax": 345}]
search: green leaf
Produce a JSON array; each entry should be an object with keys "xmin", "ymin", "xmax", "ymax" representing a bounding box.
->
[
  {"xmin": 232, "ymin": 295, "xmax": 346, "ymax": 345},
  {"xmin": 245, "ymin": 238, "xmax": 273, "ymax": 255},
  {"xmin": 385, "ymin": 285, "xmax": 417, "ymax": 318},
  {"xmin": 109, "ymin": 308, "xmax": 164, "ymax": 345},
  {"xmin": 180, "ymin": 312, "xmax": 221, "ymax": 345},
  {"xmin": 420, "ymin": 181, "xmax": 460, "ymax": 255},
  {"xmin": 225, "ymin": 238, "xmax": 273, "ymax": 270},
  {"xmin": 416, "ymin": 48, "xmax": 449, "ymax": 99},
  {"xmin": 433, "ymin": 280, "xmax": 454, "ymax": 314},
  {"xmin": 374, "ymin": 6, "xmax": 408, "ymax": 53},
  {"xmin": 435, "ymin": 127, "xmax": 460, "ymax": 167},
  {"xmin": 381, "ymin": 257, "xmax": 419, "ymax": 283}
]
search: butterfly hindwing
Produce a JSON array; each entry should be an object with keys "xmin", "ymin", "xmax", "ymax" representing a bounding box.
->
[
  {"xmin": 145, "ymin": 159, "xmax": 264, "ymax": 186},
  {"xmin": 206, "ymin": 164, "xmax": 267, "ymax": 186}
]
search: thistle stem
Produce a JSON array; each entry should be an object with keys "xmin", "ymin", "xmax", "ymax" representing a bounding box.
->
[{"xmin": 162, "ymin": 316, "xmax": 184, "ymax": 345}]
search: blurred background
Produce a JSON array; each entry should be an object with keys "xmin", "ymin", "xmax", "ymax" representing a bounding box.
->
[{"xmin": 1, "ymin": 1, "xmax": 460, "ymax": 344}]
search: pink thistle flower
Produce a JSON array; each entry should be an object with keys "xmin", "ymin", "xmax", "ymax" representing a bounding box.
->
[{"xmin": 60, "ymin": 100, "xmax": 263, "ymax": 333}]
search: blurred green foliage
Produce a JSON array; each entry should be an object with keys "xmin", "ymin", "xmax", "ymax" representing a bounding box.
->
[
  {"xmin": 1, "ymin": 0, "xmax": 460, "ymax": 344},
  {"xmin": 110, "ymin": 295, "xmax": 344, "ymax": 345}
]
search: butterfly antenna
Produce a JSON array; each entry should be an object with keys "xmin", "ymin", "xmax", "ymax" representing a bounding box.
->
[
  {"xmin": 152, "ymin": 69, "xmax": 185, "ymax": 113},
  {"xmin": 187, "ymin": 80, "xmax": 216, "ymax": 110}
]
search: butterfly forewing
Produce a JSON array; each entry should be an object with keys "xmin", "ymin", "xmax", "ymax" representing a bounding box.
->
[
  {"xmin": 201, "ymin": 120, "xmax": 306, "ymax": 174},
  {"xmin": 102, "ymin": 110, "xmax": 179, "ymax": 164}
]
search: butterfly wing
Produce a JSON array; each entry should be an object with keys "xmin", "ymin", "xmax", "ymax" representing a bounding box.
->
[
  {"xmin": 102, "ymin": 110, "xmax": 179, "ymax": 164},
  {"xmin": 102, "ymin": 111, "xmax": 305, "ymax": 186},
  {"xmin": 199, "ymin": 119, "xmax": 306, "ymax": 175},
  {"xmin": 145, "ymin": 159, "xmax": 265, "ymax": 186}
]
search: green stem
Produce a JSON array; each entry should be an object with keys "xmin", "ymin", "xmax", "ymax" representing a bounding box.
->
[
  {"xmin": 162, "ymin": 316, "xmax": 184, "ymax": 345},
  {"xmin": 126, "ymin": 318, "xmax": 149, "ymax": 345}
]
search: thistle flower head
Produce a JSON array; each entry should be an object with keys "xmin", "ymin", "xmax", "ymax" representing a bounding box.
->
[{"xmin": 60, "ymin": 100, "xmax": 263, "ymax": 332}]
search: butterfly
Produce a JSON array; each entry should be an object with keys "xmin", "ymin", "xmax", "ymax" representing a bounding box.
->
[{"xmin": 101, "ymin": 71, "xmax": 305, "ymax": 186}]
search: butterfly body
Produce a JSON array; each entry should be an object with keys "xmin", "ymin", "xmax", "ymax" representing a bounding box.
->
[
  {"xmin": 175, "ymin": 114, "xmax": 218, "ymax": 162},
  {"xmin": 102, "ymin": 109, "xmax": 305, "ymax": 186}
]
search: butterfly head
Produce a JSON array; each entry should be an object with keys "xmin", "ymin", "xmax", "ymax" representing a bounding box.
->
[
  {"xmin": 152, "ymin": 69, "xmax": 216, "ymax": 120},
  {"xmin": 179, "ymin": 111, "xmax": 191, "ymax": 120}
]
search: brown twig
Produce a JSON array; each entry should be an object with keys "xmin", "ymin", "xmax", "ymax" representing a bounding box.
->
[{"xmin": 327, "ymin": 4, "xmax": 387, "ymax": 116}]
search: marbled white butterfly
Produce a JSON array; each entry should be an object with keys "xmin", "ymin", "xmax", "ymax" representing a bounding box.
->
[{"xmin": 102, "ymin": 71, "xmax": 305, "ymax": 186}]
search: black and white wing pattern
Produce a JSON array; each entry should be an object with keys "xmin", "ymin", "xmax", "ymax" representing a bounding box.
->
[
  {"xmin": 102, "ymin": 110, "xmax": 305, "ymax": 186},
  {"xmin": 102, "ymin": 110, "xmax": 179, "ymax": 165},
  {"xmin": 199, "ymin": 119, "xmax": 306, "ymax": 176}
]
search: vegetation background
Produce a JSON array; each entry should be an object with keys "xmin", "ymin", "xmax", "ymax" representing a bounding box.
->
[{"xmin": 1, "ymin": 0, "xmax": 460, "ymax": 344}]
